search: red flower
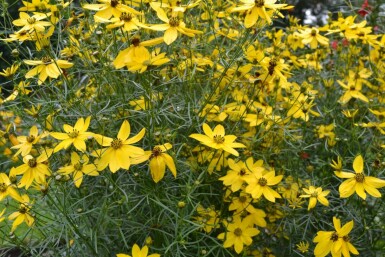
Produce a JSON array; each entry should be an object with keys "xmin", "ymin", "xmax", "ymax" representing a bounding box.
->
[{"xmin": 358, "ymin": 0, "xmax": 371, "ymax": 17}]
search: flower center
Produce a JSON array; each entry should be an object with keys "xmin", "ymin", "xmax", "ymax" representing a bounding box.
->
[
  {"xmin": 355, "ymin": 173, "xmax": 365, "ymax": 183},
  {"xmin": 131, "ymin": 37, "xmax": 140, "ymax": 47},
  {"xmin": 120, "ymin": 12, "xmax": 132, "ymax": 22},
  {"xmin": 27, "ymin": 135, "xmax": 36, "ymax": 143},
  {"xmin": 268, "ymin": 58, "xmax": 277, "ymax": 75},
  {"xmin": 311, "ymin": 29, "xmax": 317, "ymax": 36},
  {"xmin": 254, "ymin": 0, "xmax": 264, "ymax": 7},
  {"xmin": 213, "ymin": 135, "xmax": 225, "ymax": 144},
  {"xmin": 27, "ymin": 17, "xmax": 36, "ymax": 24},
  {"xmin": 239, "ymin": 168, "xmax": 247, "ymax": 176},
  {"xmin": 28, "ymin": 158, "xmax": 37, "ymax": 168},
  {"xmin": 258, "ymin": 177, "xmax": 267, "ymax": 186},
  {"xmin": 151, "ymin": 146, "xmax": 162, "ymax": 158},
  {"xmin": 19, "ymin": 205, "xmax": 28, "ymax": 214},
  {"xmin": 41, "ymin": 56, "xmax": 52, "ymax": 64},
  {"xmin": 239, "ymin": 195, "xmax": 247, "ymax": 203},
  {"xmin": 234, "ymin": 228, "xmax": 243, "ymax": 237},
  {"xmin": 330, "ymin": 232, "xmax": 339, "ymax": 242},
  {"xmin": 310, "ymin": 192, "xmax": 318, "ymax": 197},
  {"xmin": 74, "ymin": 162, "xmax": 83, "ymax": 171},
  {"xmin": 110, "ymin": 0, "xmax": 119, "ymax": 7},
  {"xmin": 68, "ymin": 129, "xmax": 79, "ymax": 138},
  {"xmin": 0, "ymin": 183, "xmax": 7, "ymax": 192},
  {"xmin": 111, "ymin": 138, "xmax": 123, "ymax": 149},
  {"xmin": 169, "ymin": 17, "xmax": 180, "ymax": 27}
]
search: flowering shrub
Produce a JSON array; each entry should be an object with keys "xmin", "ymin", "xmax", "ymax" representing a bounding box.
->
[{"xmin": 1, "ymin": 0, "xmax": 385, "ymax": 256}]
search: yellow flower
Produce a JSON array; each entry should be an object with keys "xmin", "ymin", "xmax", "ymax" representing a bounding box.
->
[
  {"xmin": 300, "ymin": 186, "xmax": 330, "ymax": 210},
  {"xmin": 296, "ymin": 241, "xmax": 309, "ymax": 253},
  {"xmin": 50, "ymin": 117, "xmax": 93, "ymax": 153},
  {"xmin": 219, "ymin": 157, "xmax": 260, "ymax": 192},
  {"xmin": 335, "ymin": 155, "xmax": 385, "ymax": 199},
  {"xmin": 104, "ymin": 12, "xmax": 145, "ymax": 31},
  {"xmin": 217, "ymin": 216, "xmax": 260, "ymax": 254},
  {"xmin": 194, "ymin": 204, "xmax": 220, "ymax": 233},
  {"xmin": 8, "ymin": 195, "xmax": 35, "ymax": 232},
  {"xmin": 0, "ymin": 173, "xmax": 23, "ymax": 202},
  {"xmin": 58, "ymin": 152, "xmax": 99, "ymax": 188},
  {"xmin": 11, "ymin": 125, "xmax": 48, "ymax": 156},
  {"xmin": 298, "ymin": 28, "xmax": 329, "ymax": 49},
  {"xmin": 313, "ymin": 217, "xmax": 358, "ymax": 257},
  {"xmin": 12, "ymin": 12, "xmax": 51, "ymax": 32},
  {"xmin": 116, "ymin": 244, "xmax": 160, "ymax": 257},
  {"xmin": 132, "ymin": 143, "xmax": 176, "ymax": 183},
  {"xmin": 126, "ymin": 49, "xmax": 170, "ymax": 73},
  {"xmin": 243, "ymin": 166, "xmax": 283, "ymax": 202},
  {"xmin": 148, "ymin": 7, "xmax": 202, "ymax": 45},
  {"xmin": 189, "ymin": 123, "xmax": 246, "ymax": 156},
  {"xmin": 113, "ymin": 37, "xmax": 164, "ymax": 69},
  {"xmin": 337, "ymin": 79, "xmax": 368, "ymax": 104},
  {"xmin": 94, "ymin": 120, "xmax": 145, "ymax": 173},
  {"xmin": 231, "ymin": 0, "xmax": 287, "ymax": 27},
  {"xmin": 0, "ymin": 63, "xmax": 19, "ymax": 78},
  {"xmin": 83, "ymin": 0, "xmax": 141, "ymax": 20},
  {"xmin": 13, "ymin": 150, "xmax": 52, "ymax": 189},
  {"xmin": 24, "ymin": 57, "xmax": 73, "ymax": 85}
]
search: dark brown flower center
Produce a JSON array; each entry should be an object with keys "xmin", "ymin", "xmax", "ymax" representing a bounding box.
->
[
  {"xmin": 330, "ymin": 232, "xmax": 339, "ymax": 242},
  {"xmin": 311, "ymin": 29, "xmax": 317, "ymax": 36},
  {"xmin": 355, "ymin": 173, "xmax": 365, "ymax": 183},
  {"xmin": 74, "ymin": 162, "xmax": 83, "ymax": 171},
  {"xmin": 28, "ymin": 158, "xmax": 37, "ymax": 168},
  {"xmin": 239, "ymin": 168, "xmax": 247, "ymax": 176},
  {"xmin": 258, "ymin": 177, "xmax": 267, "ymax": 186},
  {"xmin": 42, "ymin": 56, "xmax": 52, "ymax": 64},
  {"xmin": 239, "ymin": 195, "xmax": 247, "ymax": 203},
  {"xmin": 110, "ymin": 0, "xmax": 119, "ymax": 7},
  {"xmin": 234, "ymin": 228, "xmax": 243, "ymax": 237},
  {"xmin": 68, "ymin": 129, "xmax": 79, "ymax": 138},
  {"xmin": 111, "ymin": 138, "xmax": 123, "ymax": 149},
  {"xmin": 169, "ymin": 17, "xmax": 180, "ymax": 27},
  {"xmin": 255, "ymin": 0, "xmax": 264, "ymax": 7},
  {"xmin": 27, "ymin": 17, "xmax": 36, "ymax": 24},
  {"xmin": 0, "ymin": 183, "xmax": 7, "ymax": 192},
  {"xmin": 27, "ymin": 135, "xmax": 36, "ymax": 143},
  {"xmin": 120, "ymin": 12, "xmax": 132, "ymax": 22},
  {"xmin": 213, "ymin": 135, "xmax": 225, "ymax": 144},
  {"xmin": 151, "ymin": 146, "xmax": 162, "ymax": 158}
]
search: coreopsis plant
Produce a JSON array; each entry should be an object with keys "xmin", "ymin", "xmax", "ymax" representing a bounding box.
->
[
  {"xmin": 117, "ymin": 244, "xmax": 160, "ymax": 257},
  {"xmin": 11, "ymin": 125, "xmax": 48, "ymax": 156},
  {"xmin": 243, "ymin": 165, "xmax": 283, "ymax": 202},
  {"xmin": 313, "ymin": 217, "xmax": 358, "ymax": 257},
  {"xmin": 335, "ymin": 155, "xmax": 385, "ymax": 199},
  {"xmin": 0, "ymin": 173, "xmax": 23, "ymax": 202},
  {"xmin": 148, "ymin": 6, "xmax": 202, "ymax": 45},
  {"xmin": 231, "ymin": 0, "xmax": 288, "ymax": 27},
  {"xmin": 12, "ymin": 12, "xmax": 51, "ymax": 32},
  {"xmin": 24, "ymin": 57, "xmax": 73, "ymax": 85},
  {"xmin": 299, "ymin": 186, "xmax": 330, "ymax": 210},
  {"xmin": 50, "ymin": 116, "xmax": 93, "ymax": 153},
  {"xmin": 132, "ymin": 143, "xmax": 176, "ymax": 183},
  {"xmin": 94, "ymin": 120, "xmax": 146, "ymax": 173},
  {"xmin": 217, "ymin": 215, "xmax": 260, "ymax": 254},
  {"xmin": 13, "ymin": 150, "xmax": 52, "ymax": 189},
  {"xmin": 8, "ymin": 194, "xmax": 35, "ymax": 232},
  {"xmin": 58, "ymin": 152, "xmax": 99, "ymax": 188},
  {"xmin": 189, "ymin": 123, "xmax": 246, "ymax": 156}
]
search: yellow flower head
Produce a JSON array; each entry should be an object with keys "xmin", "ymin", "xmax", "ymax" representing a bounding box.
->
[
  {"xmin": 336, "ymin": 155, "xmax": 385, "ymax": 199},
  {"xmin": 189, "ymin": 123, "xmax": 246, "ymax": 156}
]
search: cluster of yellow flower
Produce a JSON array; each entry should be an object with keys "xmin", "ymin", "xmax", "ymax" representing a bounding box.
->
[{"xmin": 1, "ymin": 0, "xmax": 385, "ymax": 255}]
